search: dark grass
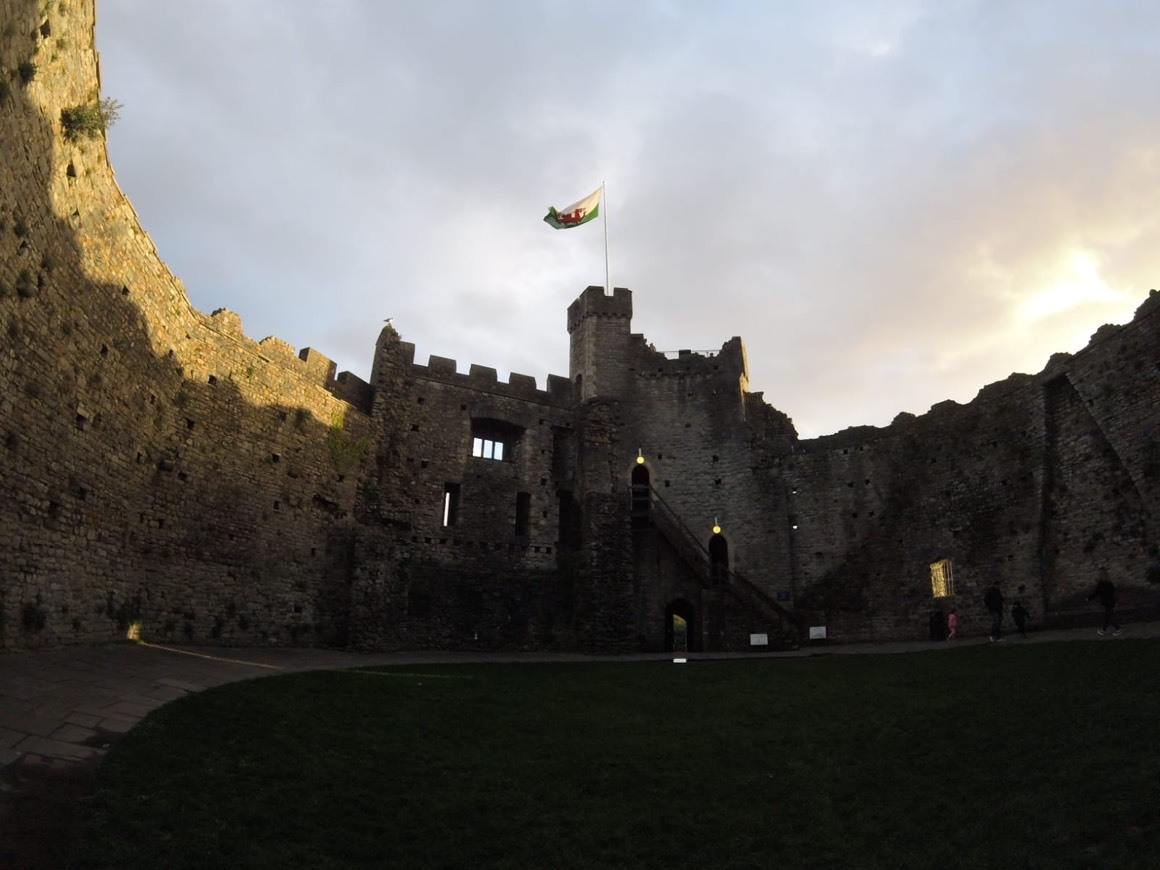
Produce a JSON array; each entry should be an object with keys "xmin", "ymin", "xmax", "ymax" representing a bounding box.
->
[{"xmin": 73, "ymin": 641, "xmax": 1160, "ymax": 869}]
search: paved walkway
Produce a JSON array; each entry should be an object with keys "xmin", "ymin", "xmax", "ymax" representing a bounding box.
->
[{"xmin": 0, "ymin": 625, "xmax": 1156, "ymax": 868}]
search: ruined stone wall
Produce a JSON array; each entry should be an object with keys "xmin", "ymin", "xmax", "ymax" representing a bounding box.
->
[
  {"xmin": 783, "ymin": 383, "xmax": 1046, "ymax": 641},
  {"xmin": 0, "ymin": 0, "xmax": 370, "ymax": 649},
  {"xmin": 1037, "ymin": 302, "xmax": 1160, "ymax": 615},
  {"xmin": 781, "ymin": 292, "xmax": 1159, "ymax": 642}
]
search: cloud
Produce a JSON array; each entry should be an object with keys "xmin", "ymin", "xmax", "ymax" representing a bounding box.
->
[{"xmin": 96, "ymin": 0, "xmax": 1160, "ymax": 438}]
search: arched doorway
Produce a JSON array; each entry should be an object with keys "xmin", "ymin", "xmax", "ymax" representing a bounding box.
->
[
  {"xmin": 708, "ymin": 533, "xmax": 728, "ymax": 586},
  {"xmin": 665, "ymin": 598, "xmax": 699, "ymax": 652}
]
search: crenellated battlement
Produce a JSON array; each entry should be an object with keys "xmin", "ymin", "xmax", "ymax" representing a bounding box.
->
[
  {"xmin": 397, "ymin": 343, "xmax": 572, "ymax": 405},
  {"xmin": 567, "ymin": 285, "xmax": 633, "ymax": 332},
  {"xmin": 201, "ymin": 309, "xmax": 371, "ymax": 409},
  {"xmin": 635, "ymin": 335, "xmax": 748, "ymax": 382}
]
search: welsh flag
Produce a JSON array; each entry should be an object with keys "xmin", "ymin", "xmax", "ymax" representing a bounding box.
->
[{"xmin": 543, "ymin": 186, "xmax": 601, "ymax": 229}]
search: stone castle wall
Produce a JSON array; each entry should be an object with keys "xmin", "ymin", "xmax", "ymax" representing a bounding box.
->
[
  {"xmin": 2, "ymin": 1, "xmax": 1156, "ymax": 653},
  {"xmin": 347, "ymin": 326, "xmax": 578, "ymax": 650},
  {"xmin": 1, "ymin": 0, "xmax": 370, "ymax": 649},
  {"xmin": 783, "ymin": 297, "xmax": 1160, "ymax": 641}
]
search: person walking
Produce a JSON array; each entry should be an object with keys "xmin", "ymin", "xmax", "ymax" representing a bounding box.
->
[
  {"xmin": 1011, "ymin": 600, "xmax": 1031, "ymax": 638},
  {"xmin": 984, "ymin": 582, "xmax": 1005, "ymax": 642},
  {"xmin": 1087, "ymin": 567, "xmax": 1123, "ymax": 636},
  {"xmin": 946, "ymin": 608, "xmax": 959, "ymax": 641}
]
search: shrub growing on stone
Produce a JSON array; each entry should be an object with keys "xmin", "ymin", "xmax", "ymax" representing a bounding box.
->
[
  {"xmin": 60, "ymin": 96, "xmax": 121, "ymax": 141},
  {"xmin": 17, "ymin": 60, "xmax": 37, "ymax": 84}
]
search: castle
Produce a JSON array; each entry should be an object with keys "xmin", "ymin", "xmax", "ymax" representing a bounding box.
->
[{"xmin": 3, "ymin": 0, "xmax": 1158, "ymax": 653}]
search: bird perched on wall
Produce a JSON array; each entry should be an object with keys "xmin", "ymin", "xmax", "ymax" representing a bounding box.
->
[{"xmin": 383, "ymin": 317, "xmax": 393, "ymax": 326}]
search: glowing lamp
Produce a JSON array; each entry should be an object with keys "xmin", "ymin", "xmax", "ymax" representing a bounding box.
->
[
  {"xmin": 712, "ymin": 516, "xmax": 722, "ymax": 535},
  {"xmin": 636, "ymin": 448, "xmax": 645, "ymax": 465}
]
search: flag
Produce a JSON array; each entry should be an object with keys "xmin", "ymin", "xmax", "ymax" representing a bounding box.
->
[{"xmin": 543, "ymin": 186, "xmax": 601, "ymax": 229}]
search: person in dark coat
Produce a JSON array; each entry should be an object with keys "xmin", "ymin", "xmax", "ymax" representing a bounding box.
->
[
  {"xmin": 1087, "ymin": 567, "xmax": 1123, "ymax": 636},
  {"xmin": 984, "ymin": 582, "xmax": 1004, "ymax": 642},
  {"xmin": 1011, "ymin": 600, "xmax": 1031, "ymax": 638}
]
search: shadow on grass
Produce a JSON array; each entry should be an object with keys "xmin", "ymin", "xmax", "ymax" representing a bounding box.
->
[{"xmin": 72, "ymin": 642, "xmax": 1160, "ymax": 869}]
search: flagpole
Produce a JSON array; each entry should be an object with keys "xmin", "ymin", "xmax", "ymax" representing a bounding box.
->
[{"xmin": 602, "ymin": 181, "xmax": 611, "ymax": 296}]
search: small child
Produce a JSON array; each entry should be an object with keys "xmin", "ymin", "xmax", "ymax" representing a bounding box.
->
[
  {"xmin": 946, "ymin": 609, "xmax": 958, "ymax": 641},
  {"xmin": 1011, "ymin": 601, "xmax": 1031, "ymax": 638}
]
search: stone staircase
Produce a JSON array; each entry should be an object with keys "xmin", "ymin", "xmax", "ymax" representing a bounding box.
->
[{"xmin": 631, "ymin": 484, "xmax": 800, "ymax": 649}]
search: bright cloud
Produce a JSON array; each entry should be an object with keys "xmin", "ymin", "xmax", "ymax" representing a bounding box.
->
[{"xmin": 1019, "ymin": 252, "xmax": 1128, "ymax": 324}]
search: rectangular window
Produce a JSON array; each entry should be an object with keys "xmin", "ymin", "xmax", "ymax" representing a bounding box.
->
[
  {"xmin": 470, "ymin": 419, "xmax": 522, "ymax": 462},
  {"xmin": 930, "ymin": 558, "xmax": 954, "ymax": 597},
  {"xmin": 472, "ymin": 437, "xmax": 505, "ymax": 461},
  {"xmin": 515, "ymin": 492, "xmax": 531, "ymax": 536},
  {"xmin": 442, "ymin": 483, "xmax": 461, "ymax": 527}
]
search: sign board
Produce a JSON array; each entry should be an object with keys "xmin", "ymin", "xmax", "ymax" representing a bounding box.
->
[
  {"xmin": 809, "ymin": 626, "xmax": 828, "ymax": 640},
  {"xmin": 749, "ymin": 633, "xmax": 769, "ymax": 646}
]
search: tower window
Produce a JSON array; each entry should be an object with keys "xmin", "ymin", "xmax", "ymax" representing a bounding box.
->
[
  {"xmin": 442, "ymin": 483, "xmax": 461, "ymax": 527},
  {"xmin": 472, "ymin": 437, "xmax": 505, "ymax": 461},
  {"xmin": 470, "ymin": 418, "xmax": 523, "ymax": 462}
]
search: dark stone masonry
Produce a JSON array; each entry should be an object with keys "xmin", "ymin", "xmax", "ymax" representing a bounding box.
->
[{"xmin": 2, "ymin": 1, "xmax": 1158, "ymax": 653}]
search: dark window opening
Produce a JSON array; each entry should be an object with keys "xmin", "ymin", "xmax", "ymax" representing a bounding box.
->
[
  {"xmin": 442, "ymin": 483, "xmax": 461, "ymax": 527},
  {"xmin": 552, "ymin": 427, "xmax": 574, "ymax": 478},
  {"xmin": 515, "ymin": 492, "xmax": 531, "ymax": 536},
  {"xmin": 557, "ymin": 490, "xmax": 580, "ymax": 558},
  {"xmin": 709, "ymin": 534, "xmax": 729, "ymax": 586},
  {"xmin": 630, "ymin": 464, "xmax": 650, "ymax": 523}
]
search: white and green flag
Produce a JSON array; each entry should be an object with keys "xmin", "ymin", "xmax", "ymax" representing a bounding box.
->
[{"xmin": 543, "ymin": 187, "xmax": 602, "ymax": 229}]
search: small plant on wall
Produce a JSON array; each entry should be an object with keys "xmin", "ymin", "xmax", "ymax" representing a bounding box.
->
[
  {"xmin": 60, "ymin": 96, "xmax": 121, "ymax": 141},
  {"xmin": 327, "ymin": 412, "xmax": 369, "ymax": 473}
]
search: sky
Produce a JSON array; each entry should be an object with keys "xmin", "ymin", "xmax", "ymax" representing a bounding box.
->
[{"xmin": 94, "ymin": 0, "xmax": 1160, "ymax": 438}]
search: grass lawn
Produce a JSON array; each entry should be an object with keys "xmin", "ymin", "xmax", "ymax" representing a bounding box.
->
[{"xmin": 73, "ymin": 641, "xmax": 1160, "ymax": 869}]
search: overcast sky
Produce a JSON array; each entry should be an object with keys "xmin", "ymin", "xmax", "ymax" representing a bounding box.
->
[{"xmin": 94, "ymin": 0, "xmax": 1159, "ymax": 438}]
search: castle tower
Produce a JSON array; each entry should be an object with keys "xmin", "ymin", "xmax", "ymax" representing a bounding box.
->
[{"xmin": 567, "ymin": 286, "xmax": 634, "ymax": 401}]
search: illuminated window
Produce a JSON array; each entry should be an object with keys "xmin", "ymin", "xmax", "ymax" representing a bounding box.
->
[
  {"xmin": 930, "ymin": 558, "xmax": 954, "ymax": 597},
  {"xmin": 442, "ymin": 483, "xmax": 460, "ymax": 527},
  {"xmin": 472, "ymin": 438, "xmax": 505, "ymax": 460},
  {"xmin": 470, "ymin": 418, "xmax": 523, "ymax": 462}
]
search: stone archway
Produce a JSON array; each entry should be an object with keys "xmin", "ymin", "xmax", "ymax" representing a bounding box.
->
[{"xmin": 664, "ymin": 598, "xmax": 699, "ymax": 652}]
